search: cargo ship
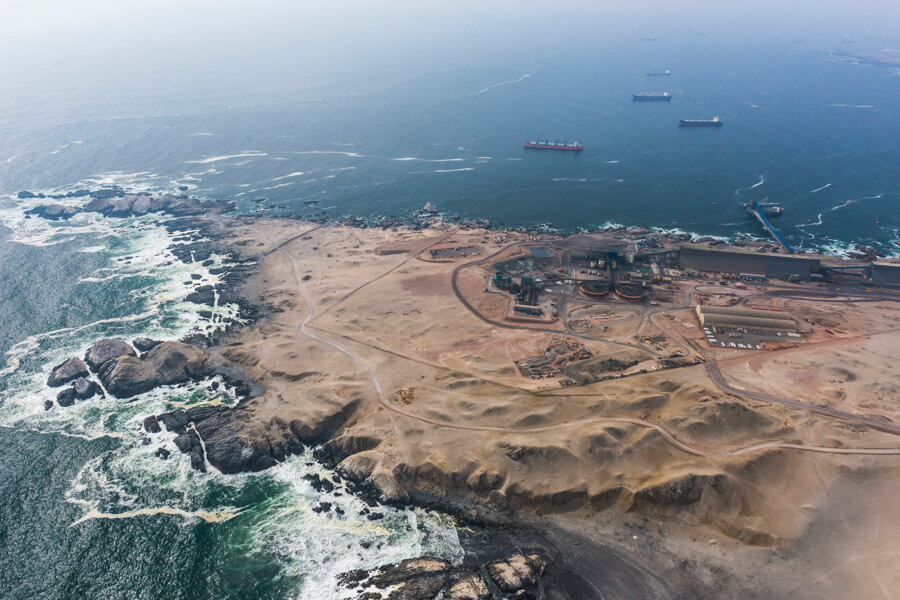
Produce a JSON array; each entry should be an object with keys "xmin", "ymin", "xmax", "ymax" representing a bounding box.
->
[
  {"xmin": 633, "ymin": 92, "xmax": 672, "ymax": 101},
  {"xmin": 524, "ymin": 139, "xmax": 584, "ymax": 151},
  {"xmin": 646, "ymin": 70, "xmax": 671, "ymax": 76},
  {"xmin": 679, "ymin": 116, "xmax": 723, "ymax": 127}
]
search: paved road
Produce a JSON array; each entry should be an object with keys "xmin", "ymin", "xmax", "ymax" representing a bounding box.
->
[{"xmin": 706, "ymin": 362, "xmax": 900, "ymax": 437}]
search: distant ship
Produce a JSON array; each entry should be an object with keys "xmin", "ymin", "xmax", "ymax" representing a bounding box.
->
[
  {"xmin": 633, "ymin": 92, "xmax": 672, "ymax": 101},
  {"xmin": 524, "ymin": 139, "xmax": 584, "ymax": 151},
  {"xmin": 647, "ymin": 70, "xmax": 671, "ymax": 76},
  {"xmin": 679, "ymin": 116, "xmax": 723, "ymax": 127}
]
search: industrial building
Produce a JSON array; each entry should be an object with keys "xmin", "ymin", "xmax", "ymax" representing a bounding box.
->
[
  {"xmin": 696, "ymin": 305, "xmax": 798, "ymax": 333},
  {"xmin": 871, "ymin": 262, "xmax": 900, "ymax": 287},
  {"xmin": 679, "ymin": 246, "xmax": 821, "ymax": 279}
]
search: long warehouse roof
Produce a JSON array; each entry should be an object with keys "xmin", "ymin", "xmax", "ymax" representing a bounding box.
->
[
  {"xmin": 697, "ymin": 305, "xmax": 794, "ymax": 321},
  {"xmin": 699, "ymin": 313, "xmax": 798, "ymax": 331}
]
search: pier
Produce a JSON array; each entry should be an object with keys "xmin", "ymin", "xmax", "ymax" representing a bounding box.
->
[{"xmin": 750, "ymin": 200, "xmax": 794, "ymax": 254}]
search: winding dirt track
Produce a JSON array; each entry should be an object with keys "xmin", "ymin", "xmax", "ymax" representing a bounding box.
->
[{"xmin": 279, "ymin": 238, "xmax": 900, "ymax": 460}]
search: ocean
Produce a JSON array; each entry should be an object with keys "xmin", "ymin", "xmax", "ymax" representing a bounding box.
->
[{"xmin": 1, "ymin": 22, "xmax": 898, "ymax": 599}]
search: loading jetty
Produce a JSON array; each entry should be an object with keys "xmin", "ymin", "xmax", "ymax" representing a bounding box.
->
[{"xmin": 748, "ymin": 200, "xmax": 794, "ymax": 253}]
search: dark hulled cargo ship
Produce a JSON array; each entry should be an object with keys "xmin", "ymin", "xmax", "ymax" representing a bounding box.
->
[
  {"xmin": 524, "ymin": 139, "xmax": 584, "ymax": 151},
  {"xmin": 679, "ymin": 116, "xmax": 723, "ymax": 127},
  {"xmin": 633, "ymin": 92, "xmax": 672, "ymax": 101}
]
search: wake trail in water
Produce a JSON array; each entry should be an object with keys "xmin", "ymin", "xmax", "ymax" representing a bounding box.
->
[
  {"xmin": 797, "ymin": 193, "xmax": 884, "ymax": 229},
  {"xmin": 826, "ymin": 104, "xmax": 875, "ymax": 109},
  {"xmin": 735, "ymin": 175, "xmax": 765, "ymax": 196},
  {"xmin": 810, "ymin": 183, "xmax": 832, "ymax": 193},
  {"xmin": 468, "ymin": 73, "xmax": 531, "ymax": 96}
]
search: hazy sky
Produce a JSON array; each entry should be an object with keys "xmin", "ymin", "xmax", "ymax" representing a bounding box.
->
[
  {"xmin": 4, "ymin": 0, "xmax": 900, "ymax": 41},
  {"xmin": 1, "ymin": 0, "xmax": 897, "ymax": 127}
]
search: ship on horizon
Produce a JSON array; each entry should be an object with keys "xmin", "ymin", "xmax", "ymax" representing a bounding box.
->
[
  {"xmin": 633, "ymin": 92, "xmax": 672, "ymax": 101},
  {"xmin": 647, "ymin": 70, "xmax": 671, "ymax": 76},
  {"xmin": 524, "ymin": 139, "xmax": 584, "ymax": 151},
  {"xmin": 679, "ymin": 116, "xmax": 723, "ymax": 127}
]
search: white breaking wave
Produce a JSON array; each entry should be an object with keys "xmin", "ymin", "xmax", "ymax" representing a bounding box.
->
[
  {"xmin": 826, "ymin": 104, "xmax": 875, "ymax": 108},
  {"xmin": 271, "ymin": 171, "xmax": 306, "ymax": 181},
  {"xmin": 605, "ymin": 160, "xmax": 620, "ymax": 164},
  {"xmin": 262, "ymin": 182, "xmax": 295, "ymax": 190},
  {"xmin": 468, "ymin": 73, "xmax": 531, "ymax": 96},
  {"xmin": 188, "ymin": 132, "xmax": 216, "ymax": 136},
  {"xmin": 392, "ymin": 157, "xmax": 464, "ymax": 162},
  {"xmin": 433, "ymin": 168, "xmax": 474, "ymax": 173},
  {"xmin": 290, "ymin": 150, "xmax": 363, "ymax": 157},
  {"xmin": 185, "ymin": 152, "xmax": 267, "ymax": 164}
]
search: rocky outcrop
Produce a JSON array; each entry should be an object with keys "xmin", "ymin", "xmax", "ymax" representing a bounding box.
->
[
  {"xmin": 72, "ymin": 377, "xmax": 99, "ymax": 399},
  {"xmin": 444, "ymin": 570, "xmax": 491, "ymax": 600},
  {"xmin": 631, "ymin": 473, "xmax": 731, "ymax": 509},
  {"xmin": 155, "ymin": 405, "xmax": 296, "ymax": 474},
  {"xmin": 98, "ymin": 341, "xmax": 212, "ymax": 398},
  {"xmin": 485, "ymin": 553, "xmax": 547, "ymax": 594},
  {"xmin": 22, "ymin": 192, "xmax": 235, "ymax": 222},
  {"xmin": 84, "ymin": 338, "xmax": 136, "ymax": 372},
  {"xmin": 47, "ymin": 357, "xmax": 89, "ymax": 387},
  {"xmin": 339, "ymin": 553, "xmax": 545, "ymax": 600},
  {"xmin": 25, "ymin": 204, "xmax": 81, "ymax": 220},
  {"xmin": 56, "ymin": 388, "xmax": 77, "ymax": 407},
  {"xmin": 155, "ymin": 392, "xmax": 362, "ymax": 473},
  {"xmin": 132, "ymin": 337, "xmax": 161, "ymax": 353}
]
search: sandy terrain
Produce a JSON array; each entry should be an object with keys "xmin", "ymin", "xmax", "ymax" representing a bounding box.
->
[{"xmin": 202, "ymin": 217, "xmax": 900, "ymax": 598}]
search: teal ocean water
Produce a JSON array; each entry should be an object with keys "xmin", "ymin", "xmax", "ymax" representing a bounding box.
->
[{"xmin": 1, "ymin": 22, "xmax": 898, "ymax": 599}]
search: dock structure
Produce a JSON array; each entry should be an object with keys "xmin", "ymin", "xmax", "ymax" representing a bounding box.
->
[{"xmin": 750, "ymin": 200, "xmax": 794, "ymax": 254}]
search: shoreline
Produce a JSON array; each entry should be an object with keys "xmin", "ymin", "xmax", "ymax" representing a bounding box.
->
[
  {"xmin": 12, "ymin": 190, "xmax": 900, "ymax": 598},
  {"xmin": 7, "ymin": 183, "xmax": 900, "ymax": 261}
]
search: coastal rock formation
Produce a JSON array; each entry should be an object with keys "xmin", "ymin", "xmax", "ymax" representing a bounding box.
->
[
  {"xmin": 25, "ymin": 203, "xmax": 81, "ymax": 220},
  {"xmin": 21, "ymin": 192, "xmax": 235, "ymax": 222},
  {"xmin": 47, "ymin": 357, "xmax": 89, "ymax": 387},
  {"xmin": 156, "ymin": 391, "xmax": 362, "ymax": 474},
  {"xmin": 84, "ymin": 338, "xmax": 136, "ymax": 372},
  {"xmin": 443, "ymin": 570, "xmax": 491, "ymax": 600},
  {"xmin": 72, "ymin": 377, "xmax": 99, "ymax": 400},
  {"xmin": 339, "ymin": 553, "xmax": 544, "ymax": 599},
  {"xmin": 132, "ymin": 337, "xmax": 161, "ymax": 353},
  {"xmin": 156, "ymin": 405, "xmax": 291, "ymax": 474},
  {"xmin": 56, "ymin": 388, "xmax": 77, "ymax": 407},
  {"xmin": 485, "ymin": 553, "xmax": 547, "ymax": 593},
  {"xmin": 98, "ymin": 341, "xmax": 213, "ymax": 398}
]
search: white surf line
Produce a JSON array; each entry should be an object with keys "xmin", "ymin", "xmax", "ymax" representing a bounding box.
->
[
  {"xmin": 289, "ymin": 150, "xmax": 363, "ymax": 157},
  {"xmin": 185, "ymin": 152, "xmax": 267, "ymax": 164},
  {"xmin": 71, "ymin": 505, "xmax": 244, "ymax": 526},
  {"xmin": 281, "ymin": 236, "xmax": 900, "ymax": 461},
  {"xmin": 467, "ymin": 73, "xmax": 531, "ymax": 96},
  {"xmin": 809, "ymin": 183, "xmax": 832, "ymax": 193},
  {"xmin": 826, "ymin": 104, "xmax": 875, "ymax": 108},
  {"xmin": 391, "ymin": 157, "xmax": 464, "ymax": 162},
  {"xmin": 433, "ymin": 168, "xmax": 474, "ymax": 173}
]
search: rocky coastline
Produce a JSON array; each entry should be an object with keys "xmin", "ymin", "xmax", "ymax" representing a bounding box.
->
[{"xmin": 27, "ymin": 187, "xmax": 883, "ymax": 598}]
